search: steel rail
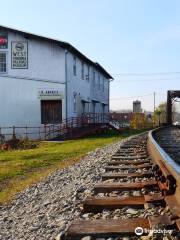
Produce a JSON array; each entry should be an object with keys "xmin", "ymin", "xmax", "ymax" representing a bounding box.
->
[
  {"xmin": 147, "ymin": 127, "xmax": 180, "ymax": 222},
  {"xmin": 148, "ymin": 128, "xmax": 180, "ymax": 176}
]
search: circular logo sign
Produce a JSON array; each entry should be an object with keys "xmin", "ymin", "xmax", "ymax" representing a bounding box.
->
[
  {"xmin": 0, "ymin": 37, "xmax": 7, "ymax": 45},
  {"xmin": 15, "ymin": 42, "xmax": 24, "ymax": 51},
  {"xmin": 135, "ymin": 227, "xmax": 143, "ymax": 235}
]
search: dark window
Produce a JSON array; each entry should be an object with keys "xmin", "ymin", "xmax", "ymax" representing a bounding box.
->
[
  {"xmin": 102, "ymin": 78, "xmax": 105, "ymax": 92},
  {"xmin": 0, "ymin": 52, "xmax": 7, "ymax": 73},
  {"xmin": 86, "ymin": 65, "xmax": 90, "ymax": 81},
  {"xmin": 73, "ymin": 56, "xmax": 76, "ymax": 76},
  {"xmin": 81, "ymin": 61, "xmax": 84, "ymax": 79},
  {"xmin": 41, "ymin": 100, "xmax": 62, "ymax": 124},
  {"xmin": 93, "ymin": 71, "xmax": 95, "ymax": 87},
  {"xmin": 73, "ymin": 93, "xmax": 77, "ymax": 112},
  {"xmin": 98, "ymin": 74, "xmax": 100, "ymax": 90}
]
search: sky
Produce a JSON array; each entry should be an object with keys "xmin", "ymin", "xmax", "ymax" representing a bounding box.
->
[{"xmin": 1, "ymin": 0, "xmax": 180, "ymax": 111}]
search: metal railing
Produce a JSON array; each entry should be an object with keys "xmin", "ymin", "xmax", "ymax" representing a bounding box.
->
[{"xmin": 0, "ymin": 113, "xmax": 110, "ymax": 142}]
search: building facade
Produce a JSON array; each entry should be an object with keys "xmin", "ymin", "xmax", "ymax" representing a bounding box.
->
[{"xmin": 0, "ymin": 26, "xmax": 112, "ymax": 135}]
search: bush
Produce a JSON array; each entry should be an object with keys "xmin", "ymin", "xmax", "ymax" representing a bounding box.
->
[{"xmin": 1, "ymin": 138, "xmax": 39, "ymax": 151}]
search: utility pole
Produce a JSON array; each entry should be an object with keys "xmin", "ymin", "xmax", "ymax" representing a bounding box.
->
[
  {"xmin": 153, "ymin": 92, "xmax": 156, "ymax": 126},
  {"xmin": 153, "ymin": 92, "xmax": 156, "ymax": 113}
]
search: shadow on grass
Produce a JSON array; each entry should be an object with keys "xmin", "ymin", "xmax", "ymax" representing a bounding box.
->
[{"xmin": 85, "ymin": 128, "xmax": 150, "ymax": 139}]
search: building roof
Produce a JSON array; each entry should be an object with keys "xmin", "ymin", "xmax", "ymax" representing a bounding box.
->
[{"xmin": 0, "ymin": 25, "xmax": 113, "ymax": 79}]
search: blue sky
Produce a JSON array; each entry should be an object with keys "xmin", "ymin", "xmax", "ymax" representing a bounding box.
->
[{"xmin": 1, "ymin": 0, "xmax": 180, "ymax": 111}]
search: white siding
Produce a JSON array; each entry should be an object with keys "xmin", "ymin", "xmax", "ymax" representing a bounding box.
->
[
  {"xmin": 0, "ymin": 28, "xmax": 110, "ymax": 139},
  {"xmin": 66, "ymin": 52, "xmax": 91, "ymax": 117},
  {"xmin": 0, "ymin": 76, "xmax": 65, "ymax": 126},
  {"xmin": 6, "ymin": 31, "xmax": 66, "ymax": 83}
]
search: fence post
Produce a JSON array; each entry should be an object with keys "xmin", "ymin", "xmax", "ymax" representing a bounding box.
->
[
  {"xmin": 39, "ymin": 127, "xmax": 41, "ymax": 140},
  {"xmin": 12, "ymin": 126, "xmax": 16, "ymax": 140},
  {"xmin": 25, "ymin": 126, "xmax": 28, "ymax": 140},
  {"xmin": 53, "ymin": 124, "xmax": 55, "ymax": 139},
  {"xmin": 44, "ymin": 125, "xmax": 47, "ymax": 140},
  {"xmin": 0, "ymin": 127, "xmax": 2, "ymax": 144},
  {"xmin": 48, "ymin": 125, "xmax": 50, "ymax": 140}
]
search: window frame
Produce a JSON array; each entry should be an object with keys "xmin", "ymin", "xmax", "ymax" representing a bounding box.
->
[
  {"xmin": 87, "ymin": 65, "xmax": 90, "ymax": 82},
  {"xmin": 0, "ymin": 51, "xmax": 8, "ymax": 74},
  {"xmin": 98, "ymin": 73, "xmax": 101, "ymax": 90},
  {"xmin": 102, "ymin": 77, "xmax": 105, "ymax": 92},
  {"xmin": 81, "ymin": 61, "xmax": 84, "ymax": 80},
  {"xmin": 73, "ymin": 56, "xmax": 76, "ymax": 76},
  {"xmin": 73, "ymin": 93, "xmax": 77, "ymax": 112},
  {"xmin": 93, "ymin": 70, "xmax": 96, "ymax": 87}
]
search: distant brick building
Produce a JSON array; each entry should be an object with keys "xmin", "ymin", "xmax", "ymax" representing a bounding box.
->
[{"xmin": 110, "ymin": 112, "xmax": 145, "ymax": 127}]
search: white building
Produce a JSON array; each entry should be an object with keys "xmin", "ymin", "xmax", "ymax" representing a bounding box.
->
[{"xmin": 0, "ymin": 25, "xmax": 112, "ymax": 138}]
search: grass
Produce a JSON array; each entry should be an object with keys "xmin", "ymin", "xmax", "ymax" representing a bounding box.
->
[{"xmin": 0, "ymin": 128, "xmax": 148, "ymax": 204}]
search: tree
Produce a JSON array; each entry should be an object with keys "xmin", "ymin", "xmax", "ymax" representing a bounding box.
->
[
  {"xmin": 130, "ymin": 113, "xmax": 149, "ymax": 129},
  {"xmin": 153, "ymin": 102, "xmax": 176, "ymax": 125}
]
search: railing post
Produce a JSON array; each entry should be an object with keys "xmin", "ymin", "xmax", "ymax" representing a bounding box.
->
[
  {"xmin": 25, "ymin": 126, "xmax": 28, "ymax": 140},
  {"xmin": 0, "ymin": 127, "xmax": 2, "ymax": 144},
  {"xmin": 53, "ymin": 124, "xmax": 55, "ymax": 139},
  {"xmin": 39, "ymin": 127, "xmax": 41, "ymax": 140},
  {"xmin": 72, "ymin": 118, "xmax": 73, "ymax": 129},
  {"xmin": 44, "ymin": 124, "xmax": 47, "ymax": 140},
  {"xmin": 12, "ymin": 126, "xmax": 16, "ymax": 140}
]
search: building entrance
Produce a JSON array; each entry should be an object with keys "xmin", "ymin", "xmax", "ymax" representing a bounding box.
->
[{"xmin": 41, "ymin": 100, "xmax": 62, "ymax": 124}]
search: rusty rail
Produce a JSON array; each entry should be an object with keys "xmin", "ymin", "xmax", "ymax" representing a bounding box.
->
[
  {"xmin": 63, "ymin": 128, "xmax": 180, "ymax": 239},
  {"xmin": 148, "ymin": 127, "xmax": 180, "ymax": 216}
]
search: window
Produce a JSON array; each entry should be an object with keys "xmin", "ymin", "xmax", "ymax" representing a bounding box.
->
[
  {"xmin": 0, "ymin": 52, "xmax": 7, "ymax": 73},
  {"xmin": 98, "ymin": 74, "xmax": 101, "ymax": 90},
  {"xmin": 73, "ymin": 93, "xmax": 77, "ymax": 112},
  {"xmin": 93, "ymin": 71, "xmax": 95, "ymax": 87},
  {"xmin": 81, "ymin": 61, "xmax": 84, "ymax": 79},
  {"xmin": 73, "ymin": 56, "xmax": 76, "ymax": 76},
  {"xmin": 102, "ymin": 78, "xmax": 105, "ymax": 92},
  {"xmin": 86, "ymin": 65, "xmax": 90, "ymax": 81}
]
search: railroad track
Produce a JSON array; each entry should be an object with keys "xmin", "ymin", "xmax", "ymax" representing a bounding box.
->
[{"xmin": 62, "ymin": 128, "xmax": 180, "ymax": 239}]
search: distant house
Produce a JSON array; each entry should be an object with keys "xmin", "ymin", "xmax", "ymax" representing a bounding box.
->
[
  {"xmin": 0, "ymin": 25, "xmax": 113, "ymax": 134},
  {"xmin": 110, "ymin": 112, "xmax": 134, "ymax": 127},
  {"xmin": 110, "ymin": 112, "xmax": 146, "ymax": 127}
]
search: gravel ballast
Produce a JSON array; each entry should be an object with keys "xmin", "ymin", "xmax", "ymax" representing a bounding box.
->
[{"xmin": 0, "ymin": 138, "xmax": 132, "ymax": 240}]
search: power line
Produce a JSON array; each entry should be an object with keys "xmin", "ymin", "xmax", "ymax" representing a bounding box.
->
[
  {"xmin": 110, "ymin": 93, "xmax": 153, "ymax": 100},
  {"xmin": 110, "ymin": 92, "xmax": 166, "ymax": 100},
  {"xmin": 112, "ymin": 77, "xmax": 180, "ymax": 82},
  {"xmin": 113, "ymin": 72, "xmax": 180, "ymax": 76}
]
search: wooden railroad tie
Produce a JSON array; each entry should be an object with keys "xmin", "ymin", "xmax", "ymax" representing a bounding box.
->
[
  {"xmin": 105, "ymin": 163, "xmax": 153, "ymax": 171},
  {"xmin": 101, "ymin": 171, "xmax": 153, "ymax": 180},
  {"xmin": 108, "ymin": 159, "xmax": 150, "ymax": 165},
  {"xmin": 111, "ymin": 155, "xmax": 147, "ymax": 160},
  {"xmin": 65, "ymin": 214, "xmax": 174, "ymax": 239},
  {"xmin": 94, "ymin": 180, "xmax": 157, "ymax": 193},
  {"xmin": 83, "ymin": 195, "xmax": 164, "ymax": 213}
]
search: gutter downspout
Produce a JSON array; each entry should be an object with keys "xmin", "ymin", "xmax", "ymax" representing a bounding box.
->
[{"xmin": 65, "ymin": 49, "xmax": 68, "ymax": 119}]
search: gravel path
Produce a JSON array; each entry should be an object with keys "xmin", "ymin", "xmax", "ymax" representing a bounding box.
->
[{"xmin": 0, "ymin": 137, "xmax": 132, "ymax": 240}]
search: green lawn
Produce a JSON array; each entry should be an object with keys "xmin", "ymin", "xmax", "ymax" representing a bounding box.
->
[{"xmin": 0, "ymin": 129, "xmax": 148, "ymax": 204}]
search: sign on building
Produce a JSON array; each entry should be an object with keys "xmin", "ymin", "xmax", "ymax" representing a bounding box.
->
[
  {"xmin": 0, "ymin": 31, "xmax": 8, "ymax": 49},
  {"xmin": 38, "ymin": 89, "xmax": 64, "ymax": 100},
  {"xmin": 11, "ymin": 41, "xmax": 28, "ymax": 69}
]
